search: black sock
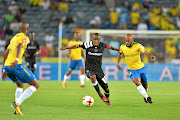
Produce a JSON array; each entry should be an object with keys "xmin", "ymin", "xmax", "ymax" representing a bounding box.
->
[
  {"xmin": 93, "ymin": 84, "xmax": 103, "ymax": 98},
  {"xmin": 104, "ymin": 91, "xmax": 109, "ymax": 98}
]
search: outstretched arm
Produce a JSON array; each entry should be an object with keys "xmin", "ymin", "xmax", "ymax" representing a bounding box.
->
[
  {"xmin": 108, "ymin": 46, "xmax": 120, "ymax": 51},
  {"xmin": 143, "ymin": 51, "xmax": 156, "ymax": 61},
  {"xmin": 116, "ymin": 53, "xmax": 123, "ymax": 70},
  {"xmin": 60, "ymin": 45, "xmax": 80, "ymax": 50}
]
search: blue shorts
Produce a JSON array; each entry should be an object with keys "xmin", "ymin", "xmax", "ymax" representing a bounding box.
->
[
  {"xmin": 128, "ymin": 66, "xmax": 148, "ymax": 84},
  {"xmin": 68, "ymin": 59, "xmax": 84, "ymax": 71},
  {"xmin": 4, "ymin": 64, "xmax": 35, "ymax": 83}
]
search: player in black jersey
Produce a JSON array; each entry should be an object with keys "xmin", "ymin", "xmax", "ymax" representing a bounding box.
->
[{"xmin": 60, "ymin": 33, "xmax": 119, "ymax": 106}]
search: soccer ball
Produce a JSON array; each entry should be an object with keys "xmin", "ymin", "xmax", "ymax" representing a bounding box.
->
[{"xmin": 82, "ymin": 95, "xmax": 94, "ymax": 106}]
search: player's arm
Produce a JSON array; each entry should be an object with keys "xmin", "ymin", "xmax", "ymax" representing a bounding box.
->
[
  {"xmin": 105, "ymin": 44, "xmax": 119, "ymax": 51},
  {"xmin": 143, "ymin": 51, "xmax": 156, "ymax": 61},
  {"xmin": 2, "ymin": 48, "xmax": 9, "ymax": 80},
  {"xmin": 60, "ymin": 44, "xmax": 80, "ymax": 50},
  {"xmin": 34, "ymin": 42, "xmax": 40, "ymax": 56},
  {"xmin": 116, "ymin": 53, "xmax": 123, "ymax": 70},
  {"xmin": 11, "ymin": 43, "xmax": 23, "ymax": 69},
  {"xmin": 81, "ymin": 49, "xmax": 85, "ymax": 59},
  {"xmin": 67, "ymin": 49, "xmax": 72, "ymax": 60}
]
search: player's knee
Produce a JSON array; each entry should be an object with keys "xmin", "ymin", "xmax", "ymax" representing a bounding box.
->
[
  {"xmin": 133, "ymin": 78, "xmax": 141, "ymax": 86},
  {"xmin": 90, "ymin": 75, "xmax": 96, "ymax": 82}
]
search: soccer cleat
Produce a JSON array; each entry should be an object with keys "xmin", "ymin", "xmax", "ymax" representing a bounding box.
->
[
  {"xmin": 144, "ymin": 97, "xmax": 148, "ymax": 103},
  {"xmin": 11, "ymin": 102, "xmax": 23, "ymax": 115},
  {"xmin": 147, "ymin": 96, "xmax": 153, "ymax": 104},
  {"xmin": 80, "ymin": 84, "xmax": 85, "ymax": 87},
  {"xmin": 62, "ymin": 82, "xmax": 66, "ymax": 88},
  {"xmin": 100, "ymin": 96, "xmax": 112, "ymax": 106}
]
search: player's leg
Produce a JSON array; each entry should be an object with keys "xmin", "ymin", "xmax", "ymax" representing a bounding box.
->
[
  {"xmin": 78, "ymin": 59, "xmax": 85, "ymax": 87},
  {"xmin": 85, "ymin": 70, "xmax": 104, "ymax": 98}
]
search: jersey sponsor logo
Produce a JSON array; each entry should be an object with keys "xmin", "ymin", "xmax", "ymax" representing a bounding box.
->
[
  {"xmin": 88, "ymin": 52, "xmax": 102, "ymax": 56},
  {"xmin": 125, "ymin": 54, "xmax": 138, "ymax": 57},
  {"xmin": 27, "ymin": 46, "xmax": 37, "ymax": 49},
  {"xmin": 84, "ymin": 41, "xmax": 93, "ymax": 49},
  {"xmin": 22, "ymin": 38, "xmax": 26, "ymax": 43}
]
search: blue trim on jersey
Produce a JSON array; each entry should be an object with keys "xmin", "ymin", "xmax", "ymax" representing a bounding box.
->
[
  {"xmin": 4, "ymin": 64, "xmax": 35, "ymax": 83},
  {"xmin": 68, "ymin": 59, "xmax": 84, "ymax": 71},
  {"xmin": 128, "ymin": 66, "xmax": 148, "ymax": 84}
]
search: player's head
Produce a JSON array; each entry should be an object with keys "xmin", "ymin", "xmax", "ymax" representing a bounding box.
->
[
  {"xmin": 74, "ymin": 32, "xmax": 80, "ymax": 40},
  {"xmin": 92, "ymin": 33, "xmax": 101, "ymax": 46},
  {"xmin": 19, "ymin": 22, "xmax": 29, "ymax": 34},
  {"xmin": 29, "ymin": 32, "xmax": 35, "ymax": 42},
  {"xmin": 125, "ymin": 34, "xmax": 134, "ymax": 47}
]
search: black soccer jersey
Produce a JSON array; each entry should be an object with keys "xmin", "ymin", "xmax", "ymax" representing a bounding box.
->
[
  {"xmin": 79, "ymin": 41, "xmax": 110, "ymax": 71},
  {"xmin": 25, "ymin": 41, "xmax": 39, "ymax": 62}
]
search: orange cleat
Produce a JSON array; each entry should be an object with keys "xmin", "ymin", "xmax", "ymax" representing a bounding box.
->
[
  {"xmin": 26, "ymin": 83, "xmax": 30, "ymax": 86},
  {"xmin": 11, "ymin": 102, "xmax": 23, "ymax": 115},
  {"xmin": 62, "ymin": 82, "xmax": 66, "ymax": 88},
  {"xmin": 100, "ymin": 96, "xmax": 112, "ymax": 106}
]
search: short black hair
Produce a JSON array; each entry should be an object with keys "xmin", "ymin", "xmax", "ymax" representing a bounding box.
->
[{"xmin": 93, "ymin": 33, "xmax": 100, "ymax": 38}]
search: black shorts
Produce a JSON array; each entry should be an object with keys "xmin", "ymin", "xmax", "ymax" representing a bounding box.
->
[
  {"xmin": 85, "ymin": 69, "xmax": 108, "ymax": 85},
  {"xmin": 26, "ymin": 61, "xmax": 36, "ymax": 70}
]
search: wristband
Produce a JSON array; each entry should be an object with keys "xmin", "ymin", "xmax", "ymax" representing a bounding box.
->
[{"xmin": 16, "ymin": 58, "xmax": 19, "ymax": 62}]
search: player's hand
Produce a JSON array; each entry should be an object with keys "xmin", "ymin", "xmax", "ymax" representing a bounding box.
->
[
  {"xmin": 2, "ymin": 72, "xmax": 7, "ymax": 81},
  {"xmin": 10, "ymin": 60, "xmax": 18, "ymax": 69},
  {"xmin": 25, "ymin": 54, "xmax": 30, "ymax": 57},
  {"xmin": 151, "ymin": 55, "xmax": 156, "ymax": 61},
  {"xmin": 60, "ymin": 47, "xmax": 67, "ymax": 50},
  {"xmin": 117, "ymin": 64, "xmax": 123, "ymax": 70}
]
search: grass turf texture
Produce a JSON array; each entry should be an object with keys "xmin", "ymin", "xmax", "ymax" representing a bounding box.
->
[{"xmin": 0, "ymin": 81, "xmax": 180, "ymax": 120}]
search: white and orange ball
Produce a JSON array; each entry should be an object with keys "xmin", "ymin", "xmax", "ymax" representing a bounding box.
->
[{"xmin": 82, "ymin": 95, "xmax": 94, "ymax": 106}]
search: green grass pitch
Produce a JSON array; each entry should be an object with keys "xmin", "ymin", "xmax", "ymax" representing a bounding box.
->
[{"xmin": 0, "ymin": 81, "xmax": 180, "ymax": 120}]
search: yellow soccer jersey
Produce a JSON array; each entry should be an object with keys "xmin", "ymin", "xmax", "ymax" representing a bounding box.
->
[
  {"xmin": 5, "ymin": 33, "xmax": 29, "ymax": 66},
  {"xmin": 68, "ymin": 40, "xmax": 83, "ymax": 60},
  {"xmin": 120, "ymin": 42, "xmax": 146, "ymax": 70}
]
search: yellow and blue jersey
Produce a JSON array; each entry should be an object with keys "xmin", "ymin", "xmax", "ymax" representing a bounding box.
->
[
  {"xmin": 68, "ymin": 40, "xmax": 83, "ymax": 60},
  {"xmin": 120, "ymin": 42, "xmax": 146, "ymax": 70},
  {"xmin": 5, "ymin": 33, "xmax": 29, "ymax": 66}
]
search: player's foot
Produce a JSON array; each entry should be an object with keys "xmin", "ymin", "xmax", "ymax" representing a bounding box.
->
[
  {"xmin": 144, "ymin": 97, "xmax": 148, "ymax": 103},
  {"xmin": 11, "ymin": 102, "xmax": 23, "ymax": 115},
  {"xmin": 105, "ymin": 98, "xmax": 112, "ymax": 106},
  {"xmin": 62, "ymin": 82, "xmax": 66, "ymax": 88},
  {"xmin": 101, "ymin": 96, "xmax": 108, "ymax": 102},
  {"xmin": 26, "ymin": 83, "xmax": 30, "ymax": 87},
  {"xmin": 80, "ymin": 84, "xmax": 85, "ymax": 87},
  {"xmin": 147, "ymin": 96, "xmax": 153, "ymax": 104}
]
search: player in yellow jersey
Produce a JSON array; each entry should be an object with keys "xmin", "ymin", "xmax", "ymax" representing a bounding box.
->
[
  {"xmin": 62, "ymin": 32, "xmax": 85, "ymax": 88},
  {"xmin": 116, "ymin": 34, "xmax": 156, "ymax": 104},
  {"xmin": 2, "ymin": 22, "xmax": 39, "ymax": 115}
]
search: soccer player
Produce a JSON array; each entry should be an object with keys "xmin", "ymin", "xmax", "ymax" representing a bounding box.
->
[
  {"xmin": 60, "ymin": 33, "xmax": 119, "ymax": 106},
  {"xmin": 62, "ymin": 32, "xmax": 85, "ymax": 88},
  {"xmin": 116, "ymin": 34, "xmax": 156, "ymax": 104},
  {"xmin": 2, "ymin": 22, "xmax": 39, "ymax": 115},
  {"xmin": 25, "ymin": 32, "xmax": 40, "ymax": 74}
]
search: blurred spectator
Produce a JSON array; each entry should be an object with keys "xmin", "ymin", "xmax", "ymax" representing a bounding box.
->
[
  {"xmin": 105, "ymin": 0, "xmax": 115, "ymax": 11},
  {"xmin": 160, "ymin": 13, "xmax": 170, "ymax": 30},
  {"xmin": 29, "ymin": 0, "xmax": 43, "ymax": 7},
  {"xmin": 50, "ymin": 0, "xmax": 57, "ymax": 11},
  {"xmin": 149, "ymin": 12, "xmax": 160, "ymax": 29},
  {"xmin": 137, "ymin": 19, "xmax": 148, "ymax": 30},
  {"xmin": 8, "ymin": 1, "xmax": 19, "ymax": 15},
  {"xmin": 59, "ymin": 1, "xmax": 68, "ymax": 13},
  {"xmin": 132, "ymin": 0, "xmax": 143, "ymax": 10},
  {"xmin": 41, "ymin": 0, "xmax": 50, "ymax": 10},
  {"xmin": 143, "ymin": 1, "xmax": 149, "ymax": 10},
  {"xmin": 119, "ymin": 10, "xmax": 129, "ymax": 29},
  {"xmin": 89, "ymin": 16, "xmax": 102, "ymax": 29},
  {"xmin": 162, "ymin": 4, "xmax": 170, "ymax": 14},
  {"xmin": 123, "ymin": 1, "xmax": 131, "ymax": 12},
  {"xmin": 0, "ymin": 36, "xmax": 6, "ymax": 55},
  {"xmin": 5, "ymin": 10, "xmax": 15, "ymax": 23},
  {"xmin": 62, "ymin": 13, "xmax": 77, "ymax": 25},
  {"xmin": 0, "ymin": 19, "xmax": 9, "ymax": 29},
  {"xmin": 176, "ymin": 39, "xmax": 180, "ymax": 58},
  {"xmin": 40, "ymin": 42, "xmax": 50, "ymax": 57},
  {"xmin": 165, "ymin": 39, "xmax": 177, "ymax": 59},
  {"xmin": 108, "ymin": 37, "xmax": 120, "ymax": 56},
  {"xmin": 170, "ymin": 6, "xmax": 179, "ymax": 17},
  {"xmin": 62, "ymin": 36, "xmax": 69, "ymax": 47},
  {"xmin": 19, "ymin": 3, "xmax": 27, "ymax": 14},
  {"xmin": 109, "ymin": 9, "xmax": 119, "ymax": 29},
  {"xmin": 5, "ymin": 25, "xmax": 13, "ymax": 36},
  {"xmin": 15, "ymin": 10, "xmax": 22, "ymax": 22},
  {"xmin": 142, "ymin": 10, "xmax": 150, "ymax": 26},
  {"xmin": 76, "ymin": 26, "xmax": 84, "ymax": 36},
  {"xmin": 44, "ymin": 32, "xmax": 55, "ymax": 56},
  {"xmin": 157, "ymin": 52, "xmax": 165, "ymax": 63},
  {"xmin": 0, "ymin": 27, "xmax": 5, "ymax": 37},
  {"xmin": 101, "ymin": 16, "xmax": 111, "ymax": 29},
  {"xmin": 176, "ymin": 15, "xmax": 180, "ymax": 30},
  {"xmin": 153, "ymin": 6, "xmax": 161, "ymax": 15},
  {"xmin": 49, "ymin": 12, "xmax": 59, "ymax": 23},
  {"xmin": 10, "ymin": 19, "xmax": 19, "ymax": 34},
  {"xmin": 130, "ymin": 10, "xmax": 140, "ymax": 29}
]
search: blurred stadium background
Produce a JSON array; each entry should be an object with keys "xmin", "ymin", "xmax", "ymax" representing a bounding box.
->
[{"xmin": 0, "ymin": 0, "xmax": 180, "ymax": 81}]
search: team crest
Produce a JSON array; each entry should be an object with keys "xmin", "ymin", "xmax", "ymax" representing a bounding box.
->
[{"xmin": 22, "ymin": 39, "xmax": 26, "ymax": 43}]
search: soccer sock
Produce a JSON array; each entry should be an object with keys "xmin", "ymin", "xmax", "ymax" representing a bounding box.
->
[
  {"xmin": 104, "ymin": 91, "xmax": 109, "ymax": 98},
  {"xmin": 15, "ymin": 87, "xmax": 23, "ymax": 102},
  {"xmin": 92, "ymin": 81, "xmax": 103, "ymax": 98},
  {"xmin": 137, "ymin": 85, "xmax": 148, "ymax": 99},
  {"xmin": 16, "ymin": 86, "xmax": 37, "ymax": 106},
  {"xmin": 80, "ymin": 75, "xmax": 85, "ymax": 85},
  {"xmin": 63, "ymin": 75, "xmax": 68, "ymax": 82}
]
